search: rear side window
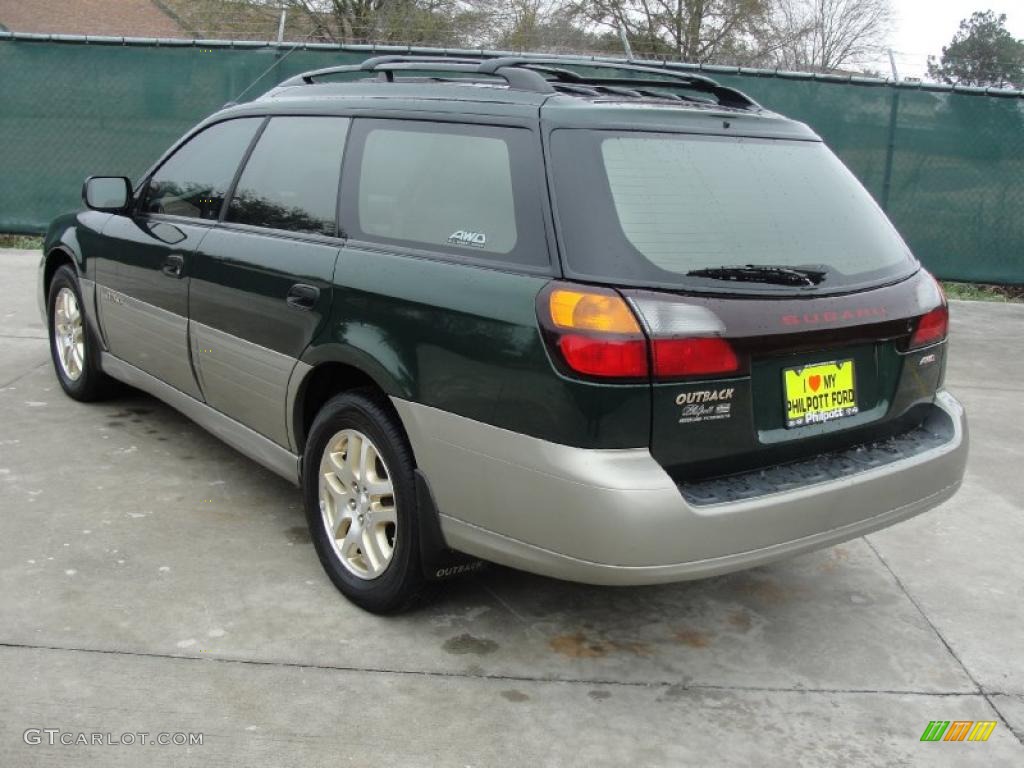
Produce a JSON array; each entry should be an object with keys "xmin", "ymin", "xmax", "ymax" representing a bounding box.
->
[
  {"xmin": 142, "ymin": 118, "xmax": 260, "ymax": 220},
  {"xmin": 227, "ymin": 116, "xmax": 349, "ymax": 236},
  {"xmin": 342, "ymin": 120, "xmax": 549, "ymax": 269},
  {"xmin": 551, "ymin": 130, "xmax": 917, "ymax": 294}
]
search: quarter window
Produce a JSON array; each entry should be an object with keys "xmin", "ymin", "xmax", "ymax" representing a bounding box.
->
[
  {"xmin": 346, "ymin": 120, "xmax": 549, "ymax": 268},
  {"xmin": 142, "ymin": 118, "xmax": 260, "ymax": 220},
  {"xmin": 227, "ymin": 117, "xmax": 349, "ymax": 235}
]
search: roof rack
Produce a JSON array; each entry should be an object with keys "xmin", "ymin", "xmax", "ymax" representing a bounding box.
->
[{"xmin": 278, "ymin": 54, "xmax": 761, "ymax": 110}]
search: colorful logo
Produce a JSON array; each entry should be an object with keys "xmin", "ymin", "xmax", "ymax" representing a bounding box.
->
[{"xmin": 920, "ymin": 721, "xmax": 997, "ymax": 742}]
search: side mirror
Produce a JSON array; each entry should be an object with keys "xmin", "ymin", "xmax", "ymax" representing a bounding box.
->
[{"xmin": 82, "ymin": 176, "xmax": 132, "ymax": 212}]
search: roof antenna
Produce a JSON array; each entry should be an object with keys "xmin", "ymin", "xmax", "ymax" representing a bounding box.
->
[
  {"xmin": 227, "ymin": 26, "xmax": 318, "ymax": 106},
  {"xmin": 618, "ymin": 25, "xmax": 634, "ymax": 60}
]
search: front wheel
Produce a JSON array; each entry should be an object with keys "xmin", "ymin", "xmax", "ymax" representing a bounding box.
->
[
  {"xmin": 303, "ymin": 390, "xmax": 427, "ymax": 613},
  {"xmin": 47, "ymin": 265, "xmax": 111, "ymax": 401}
]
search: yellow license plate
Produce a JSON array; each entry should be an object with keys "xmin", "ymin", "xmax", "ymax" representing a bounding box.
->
[{"xmin": 784, "ymin": 360, "xmax": 858, "ymax": 428}]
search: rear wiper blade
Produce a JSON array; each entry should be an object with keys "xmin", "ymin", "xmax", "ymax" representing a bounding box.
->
[{"xmin": 686, "ymin": 264, "xmax": 827, "ymax": 287}]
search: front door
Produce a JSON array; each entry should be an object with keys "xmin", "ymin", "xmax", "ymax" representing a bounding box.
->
[
  {"xmin": 188, "ymin": 116, "xmax": 349, "ymax": 446},
  {"xmin": 94, "ymin": 117, "xmax": 263, "ymax": 399}
]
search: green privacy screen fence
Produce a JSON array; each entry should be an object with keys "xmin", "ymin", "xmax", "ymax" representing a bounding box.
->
[{"xmin": 2, "ymin": 33, "xmax": 1023, "ymax": 283}]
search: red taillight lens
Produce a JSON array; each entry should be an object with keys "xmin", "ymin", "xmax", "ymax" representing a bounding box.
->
[
  {"xmin": 909, "ymin": 305, "xmax": 948, "ymax": 349},
  {"xmin": 557, "ymin": 335, "xmax": 649, "ymax": 378},
  {"xmin": 652, "ymin": 337, "xmax": 739, "ymax": 378},
  {"xmin": 538, "ymin": 282, "xmax": 740, "ymax": 381}
]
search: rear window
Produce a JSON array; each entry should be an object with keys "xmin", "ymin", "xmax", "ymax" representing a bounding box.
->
[{"xmin": 550, "ymin": 130, "xmax": 917, "ymax": 293}]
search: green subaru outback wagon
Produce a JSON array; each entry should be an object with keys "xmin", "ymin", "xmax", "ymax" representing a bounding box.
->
[{"xmin": 41, "ymin": 55, "xmax": 968, "ymax": 613}]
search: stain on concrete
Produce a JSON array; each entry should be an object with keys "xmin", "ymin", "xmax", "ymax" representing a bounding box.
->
[
  {"xmin": 726, "ymin": 610, "xmax": 753, "ymax": 633},
  {"xmin": 674, "ymin": 628, "xmax": 711, "ymax": 648},
  {"xmin": 588, "ymin": 689, "xmax": 611, "ymax": 701},
  {"xmin": 734, "ymin": 576, "xmax": 790, "ymax": 604},
  {"xmin": 549, "ymin": 632, "xmax": 607, "ymax": 658},
  {"xmin": 660, "ymin": 683, "xmax": 689, "ymax": 700},
  {"xmin": 500, "ymin": 689, "xmax": 529, "ymax": 702},
  {"xmin": 442, "ymin": 633, "xmax": 499, "ymax": 655},
  {"xmin": 105, "ymin": 421, "xmax": 125, "ymax": 429},
  {"xmin": 819, "ymin": 546, "xmax": 850, "ymax": 573},
  {"xmin": 285, "ymin": 526, "xmax": 311, "ymax": 544},
  {"xmin": 549, "ymin": 632, "xmax": 651, "ymax": 659}
]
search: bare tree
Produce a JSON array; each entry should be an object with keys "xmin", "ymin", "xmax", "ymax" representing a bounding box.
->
[
  {"xmin": 563, "ymin": 0, "xmax": 781, "ymax": 63},
  {"xmin": 773, "ymin": 0, "xmax": 891, "ymax": 72}
]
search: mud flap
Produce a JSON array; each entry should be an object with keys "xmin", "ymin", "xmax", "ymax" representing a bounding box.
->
[{"xmin": 415, "ymin": 469, "xmax": 485, "ymax": 581}]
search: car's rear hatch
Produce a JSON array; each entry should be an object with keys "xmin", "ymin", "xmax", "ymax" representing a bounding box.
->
[
  {"xmin": 626, "ymin": 277, "xmax": 947, "ymax": 483},
  {"xmin": 544, "ymin": 110, "xmax": 950, "ymax": 487}
]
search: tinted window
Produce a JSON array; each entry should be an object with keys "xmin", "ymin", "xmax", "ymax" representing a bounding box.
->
[
  {"xmin": 551, "ymin": 130, "xmax": 917, "ymax": 294},
  {"xmin": 142, "ymin": 118, "xmax": 260, "ymax": 220},
  {"xmin": 227, "ymin": 117, "xmax": 349, "ymax": 235},
  {"xmin": 345, "ymin": 120, "xmax": 548, "ymax": 268}
]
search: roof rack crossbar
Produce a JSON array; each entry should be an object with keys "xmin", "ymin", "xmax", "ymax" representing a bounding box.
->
[
  {"xmin": 280, "ymin": 55, "xmax": 555, "ymax": 93},
  {"xmin": 483, "ymin": 58, "xmax": 758, "ymax": 108}
]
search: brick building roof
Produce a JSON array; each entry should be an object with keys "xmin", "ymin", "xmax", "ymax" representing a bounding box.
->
[{"xmin": 0, "ymin": 0, "xmax": 186, "ymax": 38}]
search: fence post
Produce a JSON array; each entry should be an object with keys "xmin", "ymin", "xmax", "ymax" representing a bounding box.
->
[{"xmin": 880, "ymin": 86, "xmax": 899, "ymax": 212}]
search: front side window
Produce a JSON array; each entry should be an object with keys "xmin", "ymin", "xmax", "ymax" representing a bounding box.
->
[
  {"xmin": 344, "ymin": 120, "xmax": 549, "ymax": 268},
  {"xmin": 142, "ymin": 118, "xmax": 260, "ymax": 220},
  {"xmin": 226, "ymin": 116, "xmax": 349, "ymax": 236}
]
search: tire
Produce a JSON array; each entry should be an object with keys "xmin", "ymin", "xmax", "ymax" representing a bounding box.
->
[
  {"xmin": 303, "ymin": 389, "xmax": 428, "ymax": 613},
  {"xmin": 47, "ymin": 265, "xmax": 112, "ymax": 402}
]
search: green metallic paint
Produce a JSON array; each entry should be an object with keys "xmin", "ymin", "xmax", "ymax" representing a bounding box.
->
[{"xmin": 302, "ymin": 244, "xmax": 651, "ymax": 449}]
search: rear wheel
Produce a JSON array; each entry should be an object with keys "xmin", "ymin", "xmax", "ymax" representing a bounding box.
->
[
  {"xmin": 303, "ymin": 390, "xmax": 427, "ymax": 613},
  {"xmin": 47, "ymin": 265, "xmax": 111, "ymax": 401}
]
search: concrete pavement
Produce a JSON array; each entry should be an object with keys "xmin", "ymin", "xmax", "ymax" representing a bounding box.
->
[{"xmin": 1, "ymin": 248, "xmax": 1022, "ymax": 766}]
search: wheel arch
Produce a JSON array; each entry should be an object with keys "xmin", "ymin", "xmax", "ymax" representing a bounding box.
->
[
  {"xmin": 42, "ymin": 246, "xmax": 80, "ymax": 307},
  {"xmin": 290, "ymin": 346, "xmax": 413, "ymax": 458},
  {"xmin": 292, "ymin": 352, "xmax": 473, "ymax": 582}
]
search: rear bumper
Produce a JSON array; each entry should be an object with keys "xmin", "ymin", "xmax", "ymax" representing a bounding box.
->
[{"xmin": 393, "ymin": 391, "xmax": 968, "ymax": 586}]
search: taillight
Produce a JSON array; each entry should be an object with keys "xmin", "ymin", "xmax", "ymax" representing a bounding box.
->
[
  {"xmin": 538, "ymin": 283, "xmax": 741, "ymax": 381},
  {"xmin": 541, "ymin": 285, "xmax": 649, "ymax": 379},
  {"xmin": 557, "ymin": 335, "xmax": 648, "ymax": 378},
  {"xmin": 652, "ymin": 337, "xmax": 739, "ymax": 378},
  {"xmin": 909, "ymin": 305, "xmax": 948, "ymax": 349}
]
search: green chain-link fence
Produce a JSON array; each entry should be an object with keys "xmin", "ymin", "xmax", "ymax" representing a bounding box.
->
[{"xmin": 2, "ymin": 33, "xmax": 1022, "ymax": 283}]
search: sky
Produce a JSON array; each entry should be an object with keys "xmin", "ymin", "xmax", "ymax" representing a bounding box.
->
[{"xmin": 880, "ymin": 0, "xmax": 1023, "ymax": 80}]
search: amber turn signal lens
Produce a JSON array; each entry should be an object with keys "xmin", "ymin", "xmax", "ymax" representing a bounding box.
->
[{"xmin": 549, "ymin": 289, "xmax": 641, "ymax": 334}]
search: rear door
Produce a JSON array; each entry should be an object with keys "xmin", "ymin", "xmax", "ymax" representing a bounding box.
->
[
  {"xmin": 95, "ymin": 118, "xmax": 262, "ymax": 398},
  {"xmin": 188, "ymin": 116, "xmax": 348, "ymax": 447}
]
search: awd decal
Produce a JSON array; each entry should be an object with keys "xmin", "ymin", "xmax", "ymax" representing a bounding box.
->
[
  {"xmin": 447, "ymin": 230, "xmax": 487, "ymax": 248},
  {"xmin": 676, "ymin": 388, "xmax": 735, "ymax": 424},
  {"xmin": 920, "ymin": 720, "xmax": 997, "ymax": 742}
]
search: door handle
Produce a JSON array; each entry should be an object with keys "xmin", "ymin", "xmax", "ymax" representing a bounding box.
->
[
  {"xmin": 162, "ymin": 254, "xmax": 185, "ymax": 278},
  {"xmin": 286, "ymin": 283, "xmax": 319, "ymax": 310}
]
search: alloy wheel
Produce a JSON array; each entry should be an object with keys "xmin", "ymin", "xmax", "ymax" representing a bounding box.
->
[
  {"xmin": 53, "ymin": 287, "xmax": 85, "ymax": 381},
  {"xmin": 318, "ymin": 428, "xmax": 398, "ymax": 580}
]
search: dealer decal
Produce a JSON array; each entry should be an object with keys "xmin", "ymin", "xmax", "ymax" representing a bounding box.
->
[{"xmin": 676, "ymin": 388, "xmax": 735, "ymax": 424}]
